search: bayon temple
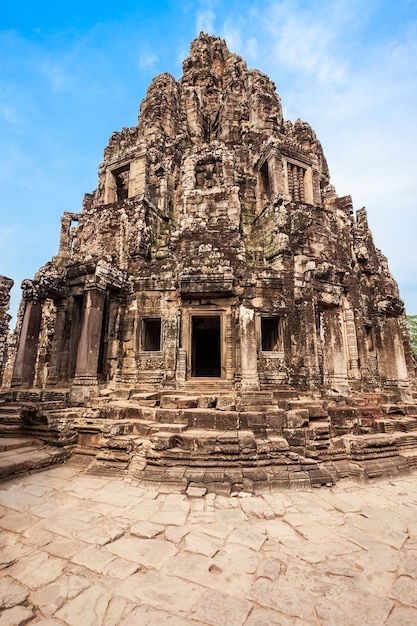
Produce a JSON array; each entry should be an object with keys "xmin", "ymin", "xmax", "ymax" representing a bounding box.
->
[{"xmin": 1, "ymin": 34, "xmax": 417, "ymax": 490}]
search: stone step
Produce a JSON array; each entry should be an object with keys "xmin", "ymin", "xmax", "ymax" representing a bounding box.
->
[
  {"xmin": 0, "ymin": 413, "xmax": 22, "ymax": 424},
  {"xmin": 149, "ymin": 422, "xmax": 188, "ymax": 435},
  {"xmin": 0, "ymin": 403, "xmax": 22, "ymax": 416},
  {"xmin": 0, "ymin": 443, "xmax": 70, "ymax": 480},
  {"xmin": 375, "ymin": 417, "xmax": 417, "ymax": 434},
  {"xmin": 155, "ymin": 408, "xmax": 241, "ymax": 430},
  {"xmin": 287, "ymin": 401, "xmax": 328, "ymax": 419},
  {"xmin": 160, "ymin": 395, "xmax": 200, "ymax": 409},
  {"xmin": 0, "ymin": 437, "xmax": 39, "ymax": 452},
  {"xmin": 0, "ymin": 423, "xmax": 24, "ymax": 437},
  {"xmin": 382, "ymin": 404, "xmax": 417, "ymax": 417}
]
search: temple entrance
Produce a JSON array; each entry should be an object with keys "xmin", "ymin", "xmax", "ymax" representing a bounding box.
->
[{"xmin": 192, "ymin": 316, "xmax": 221, "ymax": 377}]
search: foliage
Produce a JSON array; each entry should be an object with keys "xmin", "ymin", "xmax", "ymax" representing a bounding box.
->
[{"xmin": 406, "ymin": 315, "xmax": 417, "ymax": 356}]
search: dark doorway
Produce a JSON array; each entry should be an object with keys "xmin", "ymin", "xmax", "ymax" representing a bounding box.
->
[{"xmin": 192, "ymin": 316, "xmax": 221, "ymax": 377}]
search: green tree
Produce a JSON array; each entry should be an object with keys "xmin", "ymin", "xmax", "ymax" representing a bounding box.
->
[{"xmin": 406, "ymin": 315, "xmax": 417, "ymax": 356}]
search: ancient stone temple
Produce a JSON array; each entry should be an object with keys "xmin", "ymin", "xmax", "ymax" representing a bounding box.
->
[{"xmin": 1, "ymin": 34, "xmax": 417, "ymax": 489}]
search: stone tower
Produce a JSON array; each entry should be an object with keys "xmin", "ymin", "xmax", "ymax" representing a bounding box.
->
[
  {"xmin": 2, "ymin": 35, "xmax": 417, "ymax": 488},
  {"xmin": 6, "ymin": 33, "xmax": 415, "ymax": 400}
]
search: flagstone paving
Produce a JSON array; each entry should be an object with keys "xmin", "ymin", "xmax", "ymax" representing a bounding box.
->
[{"xmin": 1, "ymin": 465, "xmax": 417, "ymax": 625}]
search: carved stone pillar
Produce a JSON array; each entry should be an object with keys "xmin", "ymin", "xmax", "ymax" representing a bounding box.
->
[
  {"xmin": 239, "ymin": 304, "xmax": 260, "ymax": 392},
  {"xmin": 47, "ymin": 299, "xmax": 68, "ymax": 385},
  {"xmin": 176, "ymin": 348, "xmax": 187, "ymax": 385},
  {"xmin": 12, "ymin": 286, "xmax": 43, "ymax": 387},
  {"xmin": 343, "ymin": 307, "xmax": 360, "ymax": 380},
  {"xmin": 319, "ymin": 307, "xmax": 349, "ymax": 394},
  {"xmin": 71, "ymin": 286, "xmax": 106, "ymax": 401}
]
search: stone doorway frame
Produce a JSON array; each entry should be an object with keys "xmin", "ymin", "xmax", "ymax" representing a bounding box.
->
[{"xmin": 180, "ymin": 305, "xmax": 233, "ymax": 382}]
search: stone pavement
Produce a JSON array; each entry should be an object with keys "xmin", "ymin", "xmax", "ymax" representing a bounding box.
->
[{"xmin": 1, "ymin": 465, "xmax": 417, "ymax": 626}]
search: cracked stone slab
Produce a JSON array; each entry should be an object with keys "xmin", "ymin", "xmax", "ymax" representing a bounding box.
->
[
  {"xmin": 388, "ymin": 575, "xmax": 417, "ymax": 608},
  {"xmin": 102, "ymin": 557, "xmax": 140, "ymax": 579},
  {"xmin": 0, "ymin": 511, "xmax": 41, "ymax": 533},
  {"xmin": 130, "ymin": 521, "xmax": 165, "ymax": 538},
  {"xmin": 44, "ymin": 537, "xmax": 89, "ymax": 559},
  {"xmin": 214, "ymin": 543, "xmax": 261, "ymax": 574},
  {"xmin": 55, "ymin": 585, "xmax": 112, "ymax": 626},
  {"xmin": 76, "ymin": 521, "xmax": 128, "ymax": 546},
  {"xmin": 245, "ymin": 607, "xmax": 294, "ymax": 626},
  {"xmin": 5, "ymin": 550, "xmax": 66, "ymax": 588},
  {"xmin": 119, "ymin": 605, "xmax": 202, "ymax": 626},
  {"xmin": 32, "ymin": 574, "xmax": 90, "ymax": 615},
  {"xmin": 151, "ymin": 509, "xmax": 189, "ymax": 526},
  {"xmin": 227, "ymin": 526, "xmax": 267, "ymax": 551},
  {"xmin": 115, "ymin": 570, "xmax": 206, "ymax": 613},
  {"xmin": 315, "ymin": 585, "xmax": 393, "ymax": 625},
  {"xmin": 189, "ymin": 588, "xmax": 252, "ymax": 626},
  {"xmin": 0, "ymin": 605, "xmax": 34, "ymax": 625},
  {"xmin": 183, "ymin": 531, "xmax": 223, "ymax": 557},
  {"xmin": 247, "ymin": 578, "xmax": 316, "ymax": 621},
  {"xmin": 162, "ymin": 552, "xmax": 254, "ymax": 596},
  {"xmin": 0, "ymin": 576, "xmax": 29, "ymax": 609},
  {"xmin": 385, "ymin": 607, "xmax": 417, "ymax": 626},
  {"xmin": 71, "ymin": 544, "xmax": 116, "ymax": 573},
  {"xmin": 105, "ymin": 536, "xmax": 177, "ymax": 569}
]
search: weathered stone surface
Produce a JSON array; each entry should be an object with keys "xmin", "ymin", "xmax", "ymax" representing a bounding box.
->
[
  {"xmin": 386, "ymin": 607, "xmax": 417, "ymax": 626},
  {"xmin": 115, "ymin": 570, "xmax": 205, "ymax": 613},
  {"xmin": 248, "ymin": 578, "xmax": 316, "ymax": 621},
  {"xmin": 32, "ymin": 574, "xmax": 90, "ymax": 615},
  {"xmin": 315, "ymin": 586, "xmax": 393, "ymax": 625},
  {"xmin": 0, "ymin": 576, "xmax": 29, "ymax": 609},
  {"xmin": 190, "ymin": 588, "xmax": 252, "ymax": 626},
  {"xmin": 105, "ymin": 536, "xmax": 177, "ymax": 569},
  {"xmin": 0, "ymin": 605, "xmax": 33, "ymax": 626},
  {"xmin": 130, "ymin": 520, "xmax": 165, "ymax": 538},
  {"xmin": 55, "ymin": 585, "xmax": 112, "ymax": 626},
  {"xmin": 6, "ymin": 551, "xmax": 66, "ymax": 588},
  {"xmin": 389, "ymin": 575, "xmax": 417, "ymax": 608}
]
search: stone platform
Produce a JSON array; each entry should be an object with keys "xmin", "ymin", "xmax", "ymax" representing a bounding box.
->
[{"xmin": 1, "ymin": 387, "xmax": 417, "ymax": 492}]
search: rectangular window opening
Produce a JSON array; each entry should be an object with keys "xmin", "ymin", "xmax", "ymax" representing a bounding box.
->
[
  {"xmin": 366, "ymin": 326, "xmax": 375, "ymax": 354},
  {"xmin": 261, "ymin": 317, "xmax": 281, "ymax": 352},
  {"xmin": 112, "ymin": 164, "xmax": 130, "ymax": 201},
  {"xmin": 259, "ymin": 161, "xmax": 271, "ymax": 202},
  {"xmin": 142, "ymin": 318, "xmax": 161, "ymax": 351}
]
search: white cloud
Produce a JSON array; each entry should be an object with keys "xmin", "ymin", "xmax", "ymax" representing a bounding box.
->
[
  {"xmin": 0, "ymin": 101, "xmax": 22, "ymax": 125},
  {"xmin": 196, "ymin": 9, "xmax": 216, "ymax": 34},
  {"xmin": 39, "ymin": 60, "xmax": 73, "ymax": 91},
  {"xmin": 220, "ymin": 25, "xmax": 257, "ymax": 59},
  {"xmin": 138, "ymin": 52, "xmax": 158, "ymax": 71}
]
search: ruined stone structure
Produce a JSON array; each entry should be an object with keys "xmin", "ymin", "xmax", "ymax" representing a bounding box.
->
[
  {"xmin": 1, "ymin": 34, "xmax": 417, "ymax": 489},
  {"xmin": 0, "ymin": 276, "xmax": 13, "ymax": 382}
]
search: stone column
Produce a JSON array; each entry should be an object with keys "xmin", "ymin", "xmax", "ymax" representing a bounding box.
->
[
  {"xmin": 343, "ymin": 307, "xmax": 360, "ymax": 380},
  {"xmin": 47, "ymin": 299, "xmax": 68, "ymax": 385},
  {"xmin": 12, "ymin": 296, "xmax": 43, "ymax": 387},
  {"xmin": 320, "ymin": 307, "xmax": 349, "ymax": 394},
  {"xmin": 239, "ymin": 304, "xmax": 260, "ymax": 392},
  {"xmin": 71, "ymin": 286, "xmax": 106, "ymax": 401}
]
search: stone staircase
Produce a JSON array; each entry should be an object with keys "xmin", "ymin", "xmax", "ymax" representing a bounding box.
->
[
  {"xmin": 0, "ymin": 396, "xmax": 72, "ymax": 480},
  {"xmin": 1, "ymin": 387, "xmax": 417, "ymax": 492}
]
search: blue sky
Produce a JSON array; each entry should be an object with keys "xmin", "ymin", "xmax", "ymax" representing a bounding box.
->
[{"xmin": 1, "ymin": 0, "xmax": 416, "ymax": 322}]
